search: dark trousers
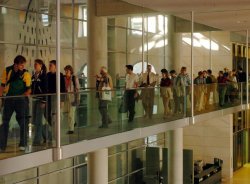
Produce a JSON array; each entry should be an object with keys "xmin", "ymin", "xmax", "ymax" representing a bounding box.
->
[
  {"xmin": 125, "ymin": 90, "xmax": 136, "ymax": 121},
  {"xmin": 0, "ymin": 97, "xmax": 29, "ymax": 149},
  {"xmin": 44, "ymin": 96, "xmax": 55, "ymax": 142},
  {"xmin": 32, "ymin": 99, "xmax": 46, "ymax": 144},
  {"xmin": 141, "ymin": 88, "xmax": 154, "ymax": 118},
  {"xmin": 98, "ymin": 100, "xmax": 111, "ymax": 126}
]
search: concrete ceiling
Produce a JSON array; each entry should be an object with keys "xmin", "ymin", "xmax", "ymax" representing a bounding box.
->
[{"xmin": 122, "ymin": 0, "xmax": 250, "ymax": 31}]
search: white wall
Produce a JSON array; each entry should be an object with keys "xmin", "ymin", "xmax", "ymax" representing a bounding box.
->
[{"xmin": 183, "ymin": 114, "xmax": 233, "ymax": 180}]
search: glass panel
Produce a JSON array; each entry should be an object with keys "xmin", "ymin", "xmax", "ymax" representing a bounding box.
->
[
  {"xmin": 39, "ymin": 166, "xmax": 74, "ymax": 184},
  {"xmin": 108, "ymin": 27, "xmax": 127, "ymax": 53},
  {"xmin": 61, "ymin": 18, "xmax": 73, "ymax": 48},
  {"xmin": 74, "ymin": 20, "xmax": 87, "ymax": 49},
  {"xmin": 39, "ymin": 157, "xmax": 73, "ymax": 175},
  {"xmin": 109, "ymin": 152, "xmax": 128, "ymax": 181},
  {"xmin": 0, "ymin": 167, "xmax": 37, "ymax": 183},
  {"xmin": 108, "ymin": 176, "xmax": 128, "ymax": 184}
]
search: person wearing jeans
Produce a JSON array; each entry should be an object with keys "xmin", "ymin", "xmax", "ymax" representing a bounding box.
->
[
  {"xmin": 96, "ymin": 66, "xmax": 113, "ymax": 128},
  {"xmin": 0, "ymin": 55, "xmax": 31, "ymax": 152},
  {"xmin": 31, "ymin": 59, "xmax": 48, "ymax": 146}
]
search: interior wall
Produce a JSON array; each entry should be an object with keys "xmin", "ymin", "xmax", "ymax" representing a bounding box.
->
[{"xmin": 183, "ymin": 114, "xmax": 233, "ymax": 180}]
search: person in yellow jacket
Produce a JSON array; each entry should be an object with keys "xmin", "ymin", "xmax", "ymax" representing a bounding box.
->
[{"xmin": 0, "ymin": 55, "xmax": 31, "ymax": 152}]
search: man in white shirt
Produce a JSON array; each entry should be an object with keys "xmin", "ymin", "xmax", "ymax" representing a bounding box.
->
[
  {"xmin": 125, "ymin": 65, "xmax": 139, "ymax": 122},
  {"xmin": 140, "ymin": 65, "xmax": 157, "ymax": 119}
]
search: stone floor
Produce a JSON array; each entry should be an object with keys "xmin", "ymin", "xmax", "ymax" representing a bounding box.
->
[{"xmin": 223, "ymin": 164, "xmax": 250, "ymax": 184}]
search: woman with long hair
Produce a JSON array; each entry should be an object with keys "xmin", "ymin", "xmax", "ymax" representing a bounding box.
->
[{"xmin": 31, "ymin": 59, "xmax": 48, "ymax": 146}]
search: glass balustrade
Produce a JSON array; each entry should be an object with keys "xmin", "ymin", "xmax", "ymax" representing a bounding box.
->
[{"xmin": 0, "ymin": 82, "xmax": 246, "ymax": 160}]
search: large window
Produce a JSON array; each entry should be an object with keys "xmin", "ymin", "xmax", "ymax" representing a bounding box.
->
[
  {"xmin": 78, "ymin": 5, "xmax": 87, "ymax": 37},
  {"xmin": 129, "ymin": 15, "xmax": 168, "ymax": 35}
]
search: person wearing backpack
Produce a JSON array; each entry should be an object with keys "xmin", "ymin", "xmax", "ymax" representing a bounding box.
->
[
  {"xmin": 63, "ymin": 65, "xmax": 80, "ymax": 134},
  {"xmin": 0, "ymin": 55, "xmax": 31, "ymax": 152}
]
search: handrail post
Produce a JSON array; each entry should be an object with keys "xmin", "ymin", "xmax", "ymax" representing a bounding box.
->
[{"xmin": 53, "ymin": 0, "xmax": 62, "ymax": 161}]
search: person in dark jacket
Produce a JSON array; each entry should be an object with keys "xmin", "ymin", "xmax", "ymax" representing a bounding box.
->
[
  {"xmin": 0, "ymin": 55, "xmax": 31, "ymax": 152},
  {"xmin": 31, "ymin": 59, "xmax": 49, "ymax": 146},
  {"xmin": 45, "ymin": 60, "xmax": 66, "ymax": 141},
  {"xmin": 217, "ymin": 71, "xmax": 228, "ymax": 107}
]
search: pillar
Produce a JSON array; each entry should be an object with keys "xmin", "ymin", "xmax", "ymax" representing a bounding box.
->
[
  {"xmin": 87, "ymin": 0, "xmax": 107, "ymax": 88},
  {"xmin": 87, "ymin": 0, "xmax": 108, "ymax": 125},
  {"xmin": 168, "ymin": 128, "xmax": 183, "ymax": 184},
  {"xmin": 88, "ymin": 149, "xmax": 109, "ymax": 184}
]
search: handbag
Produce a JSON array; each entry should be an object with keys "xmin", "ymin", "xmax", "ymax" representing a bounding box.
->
[{"xmin": 101, "ymin": 86, "xmax": 112, "ymax": 101}]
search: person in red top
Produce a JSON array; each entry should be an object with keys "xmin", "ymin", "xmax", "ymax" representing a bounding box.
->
[
  {"xmin": 160, "ymin": 69, "xmax": 172, "ymax": 117},
  {"xmin": 217, "ymin": 71, "xmax": 227, "ymax": 107}
]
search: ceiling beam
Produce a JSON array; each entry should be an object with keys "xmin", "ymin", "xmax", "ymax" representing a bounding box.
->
[{"xmin": 96, "ymin": 0, "xmax": 155, "ymax": 16}]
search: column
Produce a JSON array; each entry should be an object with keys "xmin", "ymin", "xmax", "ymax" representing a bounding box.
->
[
  {"xmin": 168, "ymin": 128, "xmax": 183, "ymax": 184},
  {"xmin": 88, "ymin": 149, "xmax": 109, "ymax": 184},
  {"xmin": 87, "ymin": 0, "xmax": 107, "ymax": 88},
  {"xmin": 87, "ymin": 0, "xmax": 108, "ymax": 125}
]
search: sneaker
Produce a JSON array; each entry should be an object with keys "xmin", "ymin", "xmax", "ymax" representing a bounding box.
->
[{"xmin": 19, "ymin": 146, "xmax": 25, "ymax": 151}]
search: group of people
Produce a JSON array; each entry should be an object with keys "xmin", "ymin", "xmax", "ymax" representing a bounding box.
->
[
  {"xmin": 160, "ymin": 66, "xmax": 246, "ymax": 117},
  {"xmin": 0, "ymin": 55, "xmax": 247, "ymax": 150},
  {"xmin": 114, "ymin": 65, "xmax": 247, "ymax": 125},
  {"xmin": 0, "ymin": 55, "xmax": 79, "ymax": 152}
]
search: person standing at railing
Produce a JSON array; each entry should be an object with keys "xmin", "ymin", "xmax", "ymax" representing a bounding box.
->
[
  {"xmin": 125, "ymin": 65, "xmax": 139, "ymax": 122},
  {"xmin": 227, "ymin": 70, "xmax": 238, "ymax": 103},
  {"xmin": 46, "ymin": 60, "xmax": 66, "ymax": 142},
  {"xmin": 96, "ymin": 66, "xmax": 113, "ymax": 128},
  {"xmin": 237, "ymin": 67, "xmax": 246, "ymax": 83},
  {"xmin": 170, "ymin": 70, "xmax": 178, "ymax": 114},
  {"xmin": 236, "ymin": 67, "xmax": 246, "ymax": 101},
  {"xmin": 63, "ymin": 65, "xmax": 80, "ymax": 134},
  {"xmin": 194, "ymin": 71, "xmax": 206, "ymax": 112},
  {"xmin": 175, "ymin": 67, "xmax": 191, "ymax": 115},
  {"xmin": 217, "ymin": 71, "xmax": 228, "ymax": 107},
  {"xmin": 0, "ymin": 55, "xmax": 31, "ymax": 152},
  {"xmin": 160, "ymin": 69, "xmax": 172, "ymax": 118},
  {"xmin": 207, "ymin": 69, "xmax": 218, "ymax": 106},
  {"xmin": 31, "ymin": 59, "xmax": 48, "ymax": 146},
  {"xmin": 140, "ymin": 65, "xmax": 157, "ymax": 119}
]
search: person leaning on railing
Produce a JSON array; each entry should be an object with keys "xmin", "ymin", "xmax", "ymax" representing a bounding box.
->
[{"xmin": 0, "ymin": 55, "xmax": 31, "ymax": 153}]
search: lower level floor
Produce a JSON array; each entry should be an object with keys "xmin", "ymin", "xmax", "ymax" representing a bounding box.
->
[{"xmin": 224, "ymin": 164, "xmax": 250, "ymax": 184}]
